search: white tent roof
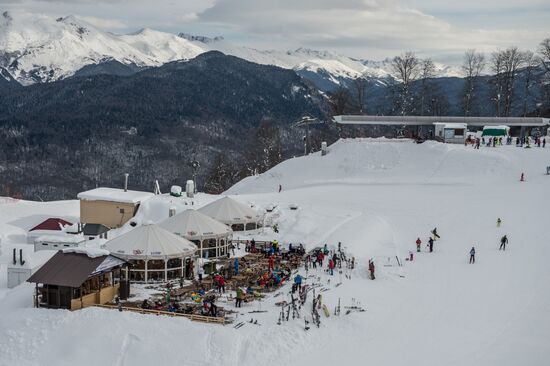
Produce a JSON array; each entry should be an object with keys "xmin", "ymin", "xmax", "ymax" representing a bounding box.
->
[
  {"xmin": 159, "ymin": 209, "xmax": 232, "ymax": 240},
  {"xmin": 198, "ymin": 197, "xmax": 261, "ymax": 225},
  {"xmin": 104, "ymin": 224, "xmax": 197, "ymax": 260}
]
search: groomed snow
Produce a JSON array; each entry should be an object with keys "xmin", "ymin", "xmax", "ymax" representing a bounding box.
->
[{"xmin": 1, "ymin": 138, "xmax": 549, "ymax": 366}]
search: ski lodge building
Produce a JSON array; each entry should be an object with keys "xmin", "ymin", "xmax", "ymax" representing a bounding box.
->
[{"xmin": 333, "ymin": 116, "xmax": 550, "ymax": 143}]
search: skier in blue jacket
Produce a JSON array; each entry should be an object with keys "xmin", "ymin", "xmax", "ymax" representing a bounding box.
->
[
  {"xmin": 469, "ymin": 247, "xmax": 476, "ymax": 264},
  {"xmin": 294, "ymin": 274, "xmax": 303, "ymax": 291}
]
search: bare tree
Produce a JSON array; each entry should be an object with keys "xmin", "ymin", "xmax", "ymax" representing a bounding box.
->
[
  {"xmin": 538, "ymin": 38, "xmax": 550, "ymax": 109},
  {"xmin": 521, "ymin": 50, "xmax": 537, "ymax": 116},
  {"xmin": 490, "ymin": 47, "xmax": 524, "ymax": 116},
  {"xmin": 328, "ymin": 87, "xmax": 352, "ymax": 116},
  {"xmin": 351, "ymin": 77, "xmax": 368, "ymax": 114},
  {"xmin": 461, "ymin": 49, "xmax": 485, "ymax": 116},
  {"xmin": 419, "ymin": 58, "xmax": 436, "ymax": 115},
  {"xmin": 538, "ymin": 38, "xmax": 550, "ymax": 72},
  {"xmin": 391, "ymin": 51, "xmax": 420, "ymax": 115}
]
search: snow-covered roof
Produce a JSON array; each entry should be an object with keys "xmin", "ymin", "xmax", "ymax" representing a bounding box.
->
[
  {"xmin": 159, "ymin": 209, "xmax": 232, "ymax": 240},
  {"xmin": 198, "ymin": 196, "xmax": 262, "ymax": 225},
  {"xmin": 434, "ymin": 123, "xmax": 467, "ymax": 129},
  {"xmin": 34, "ymin": 234, "xmax": 86, "ymax": 243},
  {"xmin": 62, "ymin": 247, "xmax": 110, "ymax": 258},
  {"xmin": 482, "ymin": 125, "xmax": 510, "ymax": 130},
  {"xmin": 104, "ymin": 224, "xmax": 197, "ymax": 260},
  {"xmin": 77, "ymin": 187, "xmax": 154, "ymax": 204}
]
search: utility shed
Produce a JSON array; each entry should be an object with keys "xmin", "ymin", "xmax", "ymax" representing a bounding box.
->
[
  {"xmin": 434, "ymin": 123, "xmax": 467, "ymax": 144},
  {"xmin": 27, "ymin": 248, "xmax": 129, "ymax": 310},
  {"xmin": 7, "ymin": 247, "xmax": 56, "ymax": 288},
  {"xmin": 77, "ymin": 188, "xmax": 154, "ymax": 229}
]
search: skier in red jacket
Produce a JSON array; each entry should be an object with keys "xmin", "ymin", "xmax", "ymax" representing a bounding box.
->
[
  {"xmin": 416, "ymin": 238, "xmax": 422, "ymax": 252},
  {"xmin": 368, "ymin": 260, "xmax": 375, "ymax": 280},
  {"xmin": 328, "ymin": 259, "xmax": 335, "ymax": 275}
]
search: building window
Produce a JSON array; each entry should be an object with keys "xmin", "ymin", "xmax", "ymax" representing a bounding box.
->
[{"xmin": 119, "ymin": 208, "xmax": 125, "ymax": 214}]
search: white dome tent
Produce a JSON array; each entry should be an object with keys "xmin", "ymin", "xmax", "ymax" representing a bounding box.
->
[
  {"xmin": 103, "ymin": 224, "xmax": 197, "ymax": 283},
  {"xmin": 198, "ymin": 196, "xmax": 263, "ymax": 232},
  {"xmin": 159, "ymin": 209, "xmax": 232, "ymax": 259}
]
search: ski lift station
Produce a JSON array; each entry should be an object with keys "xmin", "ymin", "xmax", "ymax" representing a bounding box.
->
[{"xmin": 333, "ymin": 115, "xmax": 550, "ymax": 144}]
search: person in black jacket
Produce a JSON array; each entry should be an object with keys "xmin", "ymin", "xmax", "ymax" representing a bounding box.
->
[
  {"xmin": 469, "ymin": 247, "xmax": 476, "ymax": 264},
  {"xmin": 499, "ymin": 235, "xmax": 508, "ymax": 251},
  {"xmin": 428, "ymin": 237, "xmax": 434, "ymax": 253}
]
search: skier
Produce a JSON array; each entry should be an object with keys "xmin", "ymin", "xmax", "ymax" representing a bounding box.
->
[
  {"xmin": 197, "ymin": 263, "xmax": 204, "ymax": 282},
  {"xmin": 294, "ymin": 274, "xmax": 303, "ymax": 291},
  {"xmin": 409, "ymin": 251, "xmax": 414, "ymax": 261},
  {"xmin": 469, "ymin": 247, "xmax": 476, "ymax": 264},
  {"xmin": 431, "ymin": 227, "xmax": 440, "ymax": 240},
  {"xmin": 235, "ymin": 287, "xmax": 243, "ymax": 308},
  {"xmin": 234, "ymin": 257, "xmax": 239, "ymax": 275},
  {"xmin": 520, "ymin": 172, "xmax": 525, "ymax": 182},
  {"xmin": 328, "ymin": 259, "xmax": 335, "ymax": 275},
  {"xmin": 497, "ymin": 218, "xmax": 502, "ymax": 227},
  {"xmin": 428, "ymin": 237, "xmax": 434, "ymax": 253},
  {"xmin": 268, "ymin": 255, "xmax": 275, "ymax": 272},
  {"xmin": 416, "ymin": 237, "xmax": 422, "ymax": 252},
  {"xmin": 278, "ymin": 184, "xmax": 282, "ymax": 193},
  {"xmin": 317, "ymin": 251, "xmax": 324, "ymax": 267},
  {"xmin": 368, "ymin": 259, "xmax": 375, "ymax": 280},
  {"xmin": 217, "ymin": 275, "xmax": 226, "ymax": 294},
  {"xmin": 499, "ymin": 235, "xmax": 508, "ymax": 251}
]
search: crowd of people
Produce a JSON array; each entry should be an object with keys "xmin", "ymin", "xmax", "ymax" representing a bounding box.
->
[{"xmin": 467, "ymin": 134, "xmax": 547, "ymax": 149}]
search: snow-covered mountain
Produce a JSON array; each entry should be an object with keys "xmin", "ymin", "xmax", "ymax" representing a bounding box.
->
[{"xmin": 0, "ymin": 10, "xmax": 462, "ymax": 87}]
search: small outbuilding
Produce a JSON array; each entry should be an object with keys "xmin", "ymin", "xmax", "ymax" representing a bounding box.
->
[
  {"xmin": 160, "ymin": 209, "xmax": 233, "ymax": 259},
  {"xmin": 82, "ymin": 223, "xmax": 110, "ymax": 240},
  {"xmin": 103, "ymin": 224, "xmax": 197, "ymax": 283},
  {"xmin": 27, "ymin": 217, "xmax": 73, "ymax": 244},
  {"xmin": 7, "ymin": 247, "xmax": 56, "ymax": 288},
  {"xmin": 434, "ymin": 123, "xmax": 467, "ymax": 144},
  {"xmin": 33, "ymin": 234, "xmax": 86, "ymax": 252},
  {"xmin": 198, "ymin": 197, "xmax": 263, "ymax": 231},
  {"xmin": 77, "ymin": 187, "xmax": 154, "ymax": 229},
  {"xmin": 27, "ymin": 248, "xmax": 128, "ymax": 310}
]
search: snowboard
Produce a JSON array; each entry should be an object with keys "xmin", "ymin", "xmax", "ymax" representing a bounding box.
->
[{"xmin": 322, "ymin": 304, "xmax": 330, "ymax": 317}]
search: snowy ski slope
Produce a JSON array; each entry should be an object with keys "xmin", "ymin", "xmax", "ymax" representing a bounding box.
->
[{"xmin": 0, "ymin": 138, "xmax": 549, "ymax": 366}]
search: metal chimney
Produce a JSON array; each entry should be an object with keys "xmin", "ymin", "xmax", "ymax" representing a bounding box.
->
[
  {"xmin": 19, "ymin": 249, "xmax": 25, "ymax": 266},
  {"xmin": 169, "ymin": 207, "xmax": 176, "ymax": 217},
  {"xmin": 13, "ymin": 248, "xmax": 16, "ymax": 265},
  {"xmin": 124, "ymin": 173, "xmax": 129, "ymax": 192}
]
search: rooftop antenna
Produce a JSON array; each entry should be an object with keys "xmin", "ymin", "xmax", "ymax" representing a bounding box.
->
[{"xmin": 124, "ymin": 173, "xmax": 129, "ymax": 192}]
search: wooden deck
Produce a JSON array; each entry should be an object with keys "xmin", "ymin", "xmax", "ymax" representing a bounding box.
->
[{"xmin": 91, "ymin": 304, "xmax": 227, "ymax": 325}]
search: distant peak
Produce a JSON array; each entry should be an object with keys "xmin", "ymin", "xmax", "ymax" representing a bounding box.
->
[{"xmin": 178, "ymin": 33, "xmax": 224, "ymax": 44}]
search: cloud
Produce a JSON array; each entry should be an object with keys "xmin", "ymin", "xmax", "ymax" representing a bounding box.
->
[
  {"xmin": 195, "ymin": 0, "xmax": 550, "ymax": 61},
  {"xmin": 74, "ymin": 15, "xmax": 127, "ymax": 29}
]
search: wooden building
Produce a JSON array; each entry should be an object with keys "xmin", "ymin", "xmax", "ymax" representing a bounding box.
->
[
  {"xmin": 77, "ymin": 187, "xmax": 154, "ymax": 228},
  {"xmin": 27, "ymin": 248, "xmax": 129, "ymax": 310}
]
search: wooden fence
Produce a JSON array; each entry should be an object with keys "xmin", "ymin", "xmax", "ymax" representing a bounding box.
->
[{"xmin": 91, "ymin": 304, "xmax": 226, "ymax": 325}]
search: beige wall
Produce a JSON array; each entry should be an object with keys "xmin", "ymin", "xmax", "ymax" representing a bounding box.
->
[
  {"xmin": 80, "ymin": 200, "xmax": 138, "ymax": 228},
  {"xmin": 70, "ymin": 284, "xmax": 120, "ymax": 310}
]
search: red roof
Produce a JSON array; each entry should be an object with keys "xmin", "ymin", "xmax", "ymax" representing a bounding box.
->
[{"xmin": 30, "ymin": 218, "xmax": 73, "ymax": 232}]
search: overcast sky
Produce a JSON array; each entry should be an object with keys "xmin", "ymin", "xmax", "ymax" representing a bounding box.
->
[{"xmin": 2, "ymin": 0, "xmax": 549, "ymax": 64}]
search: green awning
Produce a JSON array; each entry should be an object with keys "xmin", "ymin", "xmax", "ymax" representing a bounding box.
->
[{"xmin": 482, "ymin": 128, "xmax": 508, "ymax": 136}]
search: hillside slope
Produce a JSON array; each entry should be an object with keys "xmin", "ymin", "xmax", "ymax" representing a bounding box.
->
[{"xmin": 1, "ymin": 139, "xmax": 548, "ymax": 366}]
